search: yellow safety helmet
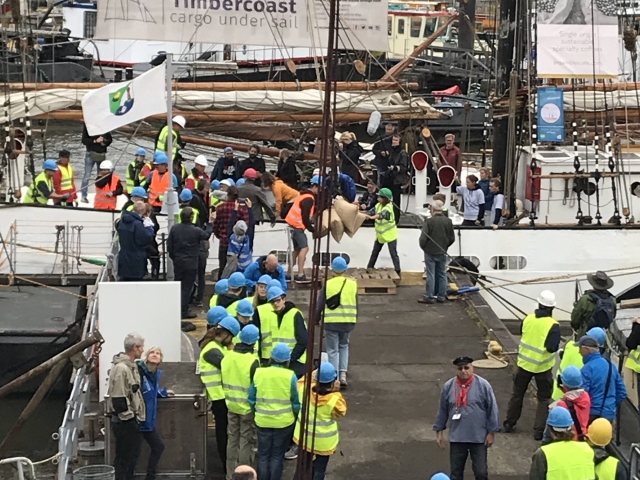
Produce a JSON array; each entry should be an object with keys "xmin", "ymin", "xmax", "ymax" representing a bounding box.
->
[{"xmin": 587, "ymin": 418, "xmax": 612, "ymax": 447}]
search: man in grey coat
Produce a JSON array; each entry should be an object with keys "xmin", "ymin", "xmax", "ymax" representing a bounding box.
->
[
  {"xmin": 419, "ymin": 200, "xmax": 455, "ymax": 304},
  {"xmin": 237, "ymin": 168, "xmax": 276, "ymax": 226},
  {"xmin": 434, "ymin": 356, "xmax": 500, "ymax": 480}
]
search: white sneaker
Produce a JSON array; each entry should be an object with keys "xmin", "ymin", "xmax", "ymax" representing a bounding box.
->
[{"xmin": 284, "ymin": 445, "xmax": 298, "ymax": 460}]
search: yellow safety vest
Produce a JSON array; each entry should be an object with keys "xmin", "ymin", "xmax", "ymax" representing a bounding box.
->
[
  {"xmin": 221, "ymin": 350, "xmax": 257, "ymax": 415},
  {"xmin": 257, "ymin": 303, "xmax": 275, "ymax": 361},
  {"xmin": 227, "ymin": 300, "xmax": 240, "ymax": 318},
  {"xmin": 324, "ymin": 276, "xmax": 358, "ymax": 324},
  {"xmin": 517, "ymin": 314, "xmax": 557, "ymax": 374},
  {"xmin": 58, "ymin": 164, "xmax": 75, "ymax": 192},
  {"xmin": 209, "ymin": 294, "xmax": 219, "ymax": 308},
  {"xmin": 176, "ymin": 207, "xmax": 199, "ymax": 224},
  {"xmin": 252, "ymin": 365, "xmax": 296, "ymax": 428},
  {"xmin": 155, "ymin": 126, "xmax": 178, "ymax": 160},
  {"xmin": 210, "ymin": 195, "xmax": 224, "ymax": 210},
  {"xmin": 126, "ymin": 160, "xmax": 151, "ymax": 191},
  {"xmin": 374, "ymin": 202, "xmax": 397, "ymax": 243},
  {"xmin": 259, "ymin": 306, "xmax": 307, "ymax": 364},
  {"xmin": 199, "ymin": 340, "xmax": 227, "ymax": 401},
  {"xmin": 595, "ymin": 455, "xmax": 619, "ymax": 480},
  {"xmin": 293, "ymin": 388, "xmax": 340, "ymax": 453},
  {"xmin": 24, "ymin": 171, "xmax": 52, "ymax": 204},
  {"xmin": 540, "ymin": 441, "xmax": 595, "ymax": 480},
  {"xmin": 552, "ymin": 341, "xmax": 584, "ymax": 400},
  {"xmin": 625, "ymin": 348, "xmax": 640, "ymax": 373}
]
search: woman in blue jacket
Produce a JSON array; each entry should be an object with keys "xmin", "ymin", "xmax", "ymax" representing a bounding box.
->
[{"xmin": 137, "ymin": 347, "xmax": 174, "ymax": 480}]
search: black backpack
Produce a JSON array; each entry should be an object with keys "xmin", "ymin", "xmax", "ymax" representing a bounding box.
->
[{"xmin": 587, "ymin": 292, "xmax": 615, "ymax": 331}]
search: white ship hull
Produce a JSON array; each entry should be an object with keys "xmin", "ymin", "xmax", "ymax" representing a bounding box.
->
[{"xmin": 2, "ymin": 202, "xmax": 638, "ymax": 322}]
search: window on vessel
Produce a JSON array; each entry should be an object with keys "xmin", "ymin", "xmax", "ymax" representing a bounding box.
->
[
  {"xmin": 398, "ymin": 18, "xmax": 405, "ymax": 35},
  {"xmin": 410, "ymin": 17, "xmax": 421, "ymax": 37},
  {"xmin": 312, "ymin": 252, "xmax": 351, "ymax": 267},
  {"xmin": 464, "ymin": 256, "xmax": 480, "ymax": 268},
  {"xmin": 388, "ymin": 16, "xmax": 392, "ymax": 35},
  {"xmin": 269, "ymin": 250, "xmax": 289, "ymax": 265},
  {"xmin": 423, "ymin": 17, "xmax": 437, "ymax": 37},
  {"xmin": 489, "ymin": 256, "xmax": 527, "ymax": 270},
  {"xmin": 84, "ymin": 11, "xmax": 97, "ymax": 39}
]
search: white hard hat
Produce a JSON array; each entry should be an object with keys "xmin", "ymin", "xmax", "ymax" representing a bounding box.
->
[
  {"xmin": 172, "ymin": 115, "xmax": 186, "ymax": 128},
  {"xmin": 537, "ymin": 290, "xmax": 556, "ymax": 308},
  {"xmin": 99, "ymin": 160, "xmax": 114, "ymax": 170},
  {"xmin": 194, "ymin": 154, "xmax": 208, "ymax": 167}
]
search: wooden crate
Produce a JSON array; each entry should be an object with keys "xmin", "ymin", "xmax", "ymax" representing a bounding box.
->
[{"xmin": 351, "ymin": 268, "xmax": 399, "ymax": 295}]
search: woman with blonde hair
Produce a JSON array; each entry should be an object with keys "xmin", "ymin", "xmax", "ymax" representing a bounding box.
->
[
  {"xmin": 261, "ymin": 172, "xmax": 299, "ymax": 219},
  {"xmin": 137, "ymin": 346, "xmax": 174, "ymax": 480},
  {"xmin": 338, "ymin": 131, "xmax": 363, "ymax": 183}
]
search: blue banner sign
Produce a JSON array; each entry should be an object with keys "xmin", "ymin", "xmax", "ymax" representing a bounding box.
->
[{"xmin": 537, "ymin": 88, "xmax": 565, "ymax": 143}]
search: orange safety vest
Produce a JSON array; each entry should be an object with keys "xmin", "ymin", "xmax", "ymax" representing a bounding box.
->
[
  {"xmin": 148, "ymin": 170, "xmax": 171, "ymax": 207},
  {"xmin": 94, "ymin": 174, "xmax": 120, "ymax": 210},
  {"xmin": 285, "ymin": 191, "xmax": 315, "ymax": 230}
]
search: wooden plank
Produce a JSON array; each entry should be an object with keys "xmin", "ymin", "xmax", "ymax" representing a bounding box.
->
[
  {"xmin": 621, "ymin": 299, "xmax": 640, "ymax": 309},
  {"xmin": 357, "ymin": 278, "xmax": 397, "ymax": 295}
]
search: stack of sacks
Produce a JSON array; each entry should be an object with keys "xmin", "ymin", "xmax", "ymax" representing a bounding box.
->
[{"xmin": 333, "ymin": 196, "xmax": 366, "ymax": 238}]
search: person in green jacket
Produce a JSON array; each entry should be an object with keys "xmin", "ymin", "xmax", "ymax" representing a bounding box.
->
[{"xmin": 571, "ymin": 271, "xmax": 616, "ymax": 338}]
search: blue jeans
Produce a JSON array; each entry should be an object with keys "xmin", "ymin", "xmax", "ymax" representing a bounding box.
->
[
  {"xmin": 325, "ymin": 330, "xmax": 350, "ymax": 373},
  {"xmin": 80, "ymin": 151, "xmax": 104, "ymax": 198},
  {"xmin": 425, "ymin": 253, "xmax": 448, "ymax": 300},
  {"xmin": 256, "ymin": 424, "xmax": 294, "ymax": 480}
]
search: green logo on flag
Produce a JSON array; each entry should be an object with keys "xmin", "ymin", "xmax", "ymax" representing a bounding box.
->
[{"xmin": 109, "ymin": 83, "xmax": 135, "ymax": 116}]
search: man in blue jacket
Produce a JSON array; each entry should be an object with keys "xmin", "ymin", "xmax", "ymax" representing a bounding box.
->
[
  {"xmin": 579, "ymin": 334, "xmax": 627, "ymax": 423},
  {"xmin": 117, "ymin": 202, "xmax": 155, "ymax": 281},
  {"xmin": 243, "ymin": 254, "xmax": 287, "ymax": 294}
]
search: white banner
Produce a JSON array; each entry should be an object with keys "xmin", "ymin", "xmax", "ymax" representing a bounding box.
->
[
  {"xmin": 537, "ymin": 1, "xmax": 618, "ymax": 79},
  {"xmin": 95, "ymin": 0, "xmax": 389, "ymax": 52},
  {"xmin": 81, "ymin": 65, "xmax": 168, "ymax": 135}
]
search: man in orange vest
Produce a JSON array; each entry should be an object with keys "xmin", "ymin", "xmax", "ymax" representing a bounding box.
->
[
  {"xmin": 53, "ymin": 149, "xmax": 77, "ymax": 206},
  {"xmin": 144, "ymin": 152, "xmax": 178, "ymax": 213},
  {"xmin": 94, "ymin": 160, "xmax": 124, "ymax": 210},
  {"xmin": 285, "ymin": 175, "xmax": 319, "ymax": 283}
]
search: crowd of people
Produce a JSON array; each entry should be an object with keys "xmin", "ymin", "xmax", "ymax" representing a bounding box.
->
[{"xmin": 107, "ymin": 253, "xmax": 359, "ymax": 480}]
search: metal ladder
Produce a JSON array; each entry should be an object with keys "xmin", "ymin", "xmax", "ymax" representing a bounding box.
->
[{"xmin": 0, "ymin": 457, "xmax": 36, "ymax": 480}]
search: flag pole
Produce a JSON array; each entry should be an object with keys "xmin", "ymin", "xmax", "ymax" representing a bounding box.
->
[{"xmin": 165, "ymin": 55, "xmax": 175, "ymax": 281}]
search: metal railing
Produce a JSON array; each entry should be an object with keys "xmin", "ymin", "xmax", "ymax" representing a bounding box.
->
[
  {"xmin": 56, "ymin": 236, "xmax": 118, "ymax": 479},
  {"xmin": 630, "ymin": 443, "xmax": 640, "ymax": 479}
]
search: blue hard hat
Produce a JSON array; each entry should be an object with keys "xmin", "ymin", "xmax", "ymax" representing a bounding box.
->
[
  {"xmin": 211, "ymin": 180, "xmax": 221, "ymax": 190},
  {"xmin": 236, "ymin": 178, "xmax": 246, "ymax": 186},
  {"xmin": 43, "ymin": 159, "xmax": 58, "ymax": 171},
  {"xmin": 219, "ymin": 316, "xmax": 241, "ymax": 336},
  {"xmin": 179, "ymin": 189, "xmax": 193, "ymax": 201},
  {"xmin": 257, "ymin": 274, "xmax": 272, "ymax": 285},
  {"xmin": 430, "ymin": 474, "xmax": 451, "ymax": 480},
  {"xmin": 228, "ymin": 272, "xmax": 246, "ymax": 288},
  {"xmin": 136, "ymin": 148, "xmax": 147, "ymax": 156},
  {"xmin": 316, "ymin": 362, "xmax": 338, "ymax": 383},
  {"xmin": 267, "ymin": 279, "xmax": 281, "ymax": 290},
  {"xmin": 236, "ymin": 299, "xmax": 254, "ymax": 317},
  {"xmin": 207, "ymin": 306, "xmax": 228, "ymax": 326},
  {"xmin": 154, "ymin": 152, "xmax": 169, "ymax": 165},
  {"xmin": 547, "ymin": 406, "xmax": 574, "ymax": 428},
  {"xmin": 561, "ymin": 365, "xmax": 583, "ymax": 389},
  {"xmin": 271, "ymin": 343, "xmax": 291, "ymax": 362},
  {"xmin": 239, "ymin": 324, "xmax": 260, "ymax": 345},
  {"xmin": 310, "ymin": 175, "xmax": 321, "ymax": 185},
  {"xmin": 332, "ymin": 256, "xmax": 348, "ymax": 273},
  {"xmin": 267, "ymin": 286, "xmax": 285, "ymax": 302},
  {"xmin": 215, "ymin": 279, "xmax": 229, "ymax": 295},
  {"xmin": 131, "ymin": 186, "xmax": 147, "ymax": 199},
  {"xmin": 586, "ymin": 327, "xmax": 606, "ymax": 348}
]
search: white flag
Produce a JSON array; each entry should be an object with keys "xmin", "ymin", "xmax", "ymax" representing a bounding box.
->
[{"xmin": 81, "ymin": 65, "xmax": 167, "ymax": 136}]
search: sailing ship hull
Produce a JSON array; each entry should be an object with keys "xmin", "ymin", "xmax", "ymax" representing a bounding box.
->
[{"xmin": 2, "ymin": 203, "xmax": 638, "ymax": 322}]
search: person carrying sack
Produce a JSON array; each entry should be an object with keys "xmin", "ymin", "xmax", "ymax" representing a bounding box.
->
[{"xmin": 322, "ymin": 257, "xmax": 358, "ymax": 389}]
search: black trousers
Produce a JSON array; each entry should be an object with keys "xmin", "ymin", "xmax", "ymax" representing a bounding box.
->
[
  {"xmin": 146, "ymin": 240, "xmax": 160, "ymax": 279},
  {"xmin": 211, "ymin": 399, "xmax": 228, "ymax": 474},
  {"xmin": 112, "ymin": 419, "xmax": 143, "ymax": 480},
  {"xmin": 505, "ymin": 366, "xmax": 553, "ymax": 434},
  {"xmin": 218, "ymin": 246, "xmax": 228, "ymax": 280},
  {"xmin": 196, "ymin": 246, "xmax": 208, "ymax": 302},
  {"xmin": 174, "ymin": 263, "xmax": 197, "ymax": 316},
  {"xmin": 450, "ymin": 442, "xmax": 488, "ymax": 480},
  {"xmin": 367, "ymin": 240, "xmax": 401, "ymax": 273},
  {"xmin": 142, "ymin": 429, "xmax": 165, "ymax": 480}
]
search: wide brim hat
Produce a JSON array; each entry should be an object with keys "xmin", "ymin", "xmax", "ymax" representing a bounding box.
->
[{"xmin": 587, "ymin": 271, "xmax": 614, "ymax": 291}]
